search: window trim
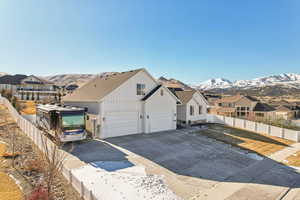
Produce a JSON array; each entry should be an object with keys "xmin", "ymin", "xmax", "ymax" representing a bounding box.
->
[
  {"xmin": 199, "ymin": 105, "xmax": 202, "ymax": 115},
  {"xmin": 136, "ymin": 83, "xmax": 146, "ymax": 95},
  {"xmin": 190, "ymin": 105, "xmax": 194, "ymax": 116}
]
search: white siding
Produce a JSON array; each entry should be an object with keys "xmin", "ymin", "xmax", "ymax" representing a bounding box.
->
[
  {"xmin": 177, "ymin": 104, "xmax": 186, "ymax": 121},
  {"xmin": 144, "ymin": 87, "xmax": 177, "ymax": 133},
  {"xmin": 101, "ymin": 70, "xmax": 157, "ymax": 138},
  {"xmin": 185, "ymin": 92, "xmax": 208, "ymax": 123}
]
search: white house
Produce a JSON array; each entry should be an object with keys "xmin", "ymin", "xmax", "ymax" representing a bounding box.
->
[
  {"xmin": 175, "ymin": 90, "xmax": 208, "ymax": 126},
  {"xmin": 17, "ymin": 75, "xmax": 57, "ymax": 100},
  {"xmin": 63, "ymin": 68, "xmax": 180, "ymax": 139}
]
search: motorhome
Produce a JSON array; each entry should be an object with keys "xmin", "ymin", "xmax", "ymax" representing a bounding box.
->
[{"xmin": 36, "ymin": 104, "xmax": 87, "ymax": 142}]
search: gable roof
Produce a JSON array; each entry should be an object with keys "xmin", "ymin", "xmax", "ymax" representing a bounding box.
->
[
  {"xmin": 174, "ymin": 90, "xmax": 196, "ymax": 104},
  {"xmin": 0, "ymin": 74, "xmax": 28, "ymax": 85},
  {"xmin": 253, "ymin": 103, "xmax": 275, "ymax": 112},
  {"xmin": 63, "ymin": 68, "xmax": 144, "ymax": 102},
  {"xmin": 215, "ymin": 94, "xmax": 258, "ymax": 104},
  {"xmin": 142, "ymin": 85, "xmax": 181, "ymax": 104},
  {"xmin": 275, "ymin": 105, "xmax": 294, "ymax": 112},
  {"xmin": 22, "ymin": 75, "xmax": 54, "ymax": 85},
  {"xmin": 142, "ymin": 85, "xmax": 162, "ymax": 101}
]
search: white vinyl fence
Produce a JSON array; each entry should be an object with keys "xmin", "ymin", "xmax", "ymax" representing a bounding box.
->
[
  {"xmin": 0, "ymin": 97, "xmax": 98, "ymax": 200},
  {"xmin": 207, "ymin": 114, "xmax": 300, "ymax": 142}
]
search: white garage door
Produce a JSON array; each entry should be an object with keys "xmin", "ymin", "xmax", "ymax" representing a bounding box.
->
[
  {"xmin": 148, "ymin": 112, "xmax": 173, "ymax": 133},
  {"xmin": 103, "ymin": 111, "xmax": 141, "ymax": 138}
]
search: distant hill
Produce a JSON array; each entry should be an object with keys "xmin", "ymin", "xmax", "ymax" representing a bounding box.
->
[
  {"xmin": 0, "ymin": 72, "xmax": 8, "ymax": 77},
  {"xmin": 43, "ymin": 74, "xmax": 96, "ymax": 87},
  {"xmin": 43, "ymin": 72, "xmax": 116, "ymax": 87}
]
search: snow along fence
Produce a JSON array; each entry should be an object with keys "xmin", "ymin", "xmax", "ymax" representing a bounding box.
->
[
  {"xmin": 207, "ymin": 114, "xmax": 300, "ymax": 142},
  {"xmin": 0, "ymin": 97, "xmax": 98, "ymax": 200}
]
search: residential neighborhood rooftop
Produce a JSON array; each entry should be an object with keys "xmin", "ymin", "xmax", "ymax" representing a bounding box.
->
[{"xmin": 63, "ymin": 68, "xmax": 144, "ymax": 102}]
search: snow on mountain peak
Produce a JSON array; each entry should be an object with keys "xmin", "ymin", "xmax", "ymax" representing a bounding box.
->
[
  {"xmin": 197, "ymin": 72, "xmax": 300, "ymax": 90},
  {"xmin": 198, "ymin": 78, "xmax": 232, "ymax": 90}
]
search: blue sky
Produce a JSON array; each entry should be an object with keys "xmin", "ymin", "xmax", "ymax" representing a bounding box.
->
[{"xmin": 0, "ymin": 0, "xmax": 299, "ymax": 84}]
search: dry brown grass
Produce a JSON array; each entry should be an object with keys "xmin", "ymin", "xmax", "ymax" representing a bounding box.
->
[
  {"xmin": 19, "ymin": 101, "xmax": 36, "ymax": 115},
  {"xmin": 0, "ymin": 144, "xmax": 23, "ymax": 200},
  {"xmin": 0, "ymin": 172, "xmax": 23, "ymax": 200},
  {"xmin": 202, "ymin": 125, "xmax": 294, "ymax": 156},
  {"xmin": 285, "ymin": 151, "xmax": 300, "ymax": 167}
]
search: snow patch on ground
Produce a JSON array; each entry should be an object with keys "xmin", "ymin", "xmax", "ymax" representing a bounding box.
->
[
  {"xmin": 72, "ymin": 165, "xmax": 181, "ymax": 200},
  {"xmin": 246, "ymin": 153, "xmax": 264, "ymax": 161}
]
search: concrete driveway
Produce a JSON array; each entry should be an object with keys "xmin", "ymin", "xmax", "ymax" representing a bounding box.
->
[{"xmin": 64, "ymin": 129, "xmax": 300, "ymax": 200}]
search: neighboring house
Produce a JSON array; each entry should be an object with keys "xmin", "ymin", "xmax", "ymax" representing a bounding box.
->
[
  {"xmin": 214, "ymin": 94, "xmax": 258, "ymax": 117},
  {"xmin": 63, "ymin": 68, "xmax": 180, "ymax": 139},
  {"xmin": 252, "ymin": 103, "xmax": 276, "ymax": 121},
  {"xmin": 0, "ymin": 74, "xmax": 28, "ymax": 93},
  {"xmin": 274, "ymin": 105, "xmax": 298, "ymax": 120},
  {"xmin": 270, "ymin": 100, "xmax": 300, "ymax": 120},
  {"xmin": 16, "ymin": 75, "xmax": 57, "ymax": 100},
  {"xmin": 174, "ymin": 90, "xmax": 209, "ymax": 126},
  {"xmin": 0, "ymin": 74, "xmax": 57, "ymax": 101},
  {"xmin": 65, "ymin": 84, "xmax": 79, "ymax": 94},
  {"xmin": 213, "ymin": 94, "xmax": 275, "ymax": 120}
]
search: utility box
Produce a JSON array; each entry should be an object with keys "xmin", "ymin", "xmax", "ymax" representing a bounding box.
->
[{"xmin": 86, "ymin": 113, "xmax": 100, "ymax": 139}]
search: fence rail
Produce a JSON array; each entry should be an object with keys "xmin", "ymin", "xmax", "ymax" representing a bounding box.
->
[
  {"xmin": 207, "ymin": 114, "xmax": 300, "ymax": 142},
  {"xmin": 0, "ymin": 97, "xmax": 97, "ymax": 200}
]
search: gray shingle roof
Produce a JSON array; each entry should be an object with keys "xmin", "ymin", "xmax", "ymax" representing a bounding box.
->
[{"xmin": 63, "ymin": 68, "xmax": 143, "ymax": 102}]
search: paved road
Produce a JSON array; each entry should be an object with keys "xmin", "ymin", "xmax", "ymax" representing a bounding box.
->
[{"xmin": 64, "ymin": 129, "xmax": 300, "ymax": 200}]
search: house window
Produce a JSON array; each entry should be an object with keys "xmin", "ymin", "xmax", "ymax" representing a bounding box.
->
[
  {"xmin": 160, "ymin": 89, "xmax": 164, "ymax": 96},
  {"xmin": 218, "ymin": 103, "xmax": 222, "ymax": 106},
  {"xmin": 255, "ymin": 113, "xmax": 264, "ymax": 117},
  {"xmin": 136, "ymin": 84, "xmax": 145, "ymax": 95},
  {"xmin": 190, "ymin": 106, "xmax": 194, "ymax": 116},
  {"xmin": 199, "ymin": 106, "xmax": 202, "ymax": 115}
]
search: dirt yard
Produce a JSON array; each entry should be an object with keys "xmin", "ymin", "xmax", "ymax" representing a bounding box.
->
[
  {"xmin": 0, "ymin": 142, "xmax": 23, "ymax": 200},
  {"xmin": 285, "ymin": 151, "xmax": 300, "ymax": 167},
  {"xmin": 201, "ymin": 124, "xmax": 294, "ymax": 156},
  {"xmin": 18, "ymin": 101, "xmax": 36, "ymax": 115},
  {"xmin": 0, "ymin": 104, "xmax": 81, "ymax": 200}
]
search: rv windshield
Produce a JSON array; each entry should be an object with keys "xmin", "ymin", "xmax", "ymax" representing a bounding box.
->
[{"xmin": 62, "ymin": 114, "xmax": 85, "ymax": 130}]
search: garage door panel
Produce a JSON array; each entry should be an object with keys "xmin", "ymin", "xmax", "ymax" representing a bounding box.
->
[
  {"xmin": 148, "ymin": 112, "xmax": 173, "ymax": 133},
  {"xmin": 104, "ymin": 111, "xmax": 141, "ymax": 138}
]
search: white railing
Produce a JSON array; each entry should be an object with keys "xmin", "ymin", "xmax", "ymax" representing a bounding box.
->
[
  {"xmin": 207, "ymin": 114, "xmax": 300, "ymax": 142},
  {"xmin": 0, "ymin": 97, "xmax": 98, "ymax": 200}
]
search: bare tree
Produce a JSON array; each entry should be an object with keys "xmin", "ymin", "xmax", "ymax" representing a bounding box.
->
[{"xmin": 38, "ymin": 133, "xmax": 66, "ymax": 199}]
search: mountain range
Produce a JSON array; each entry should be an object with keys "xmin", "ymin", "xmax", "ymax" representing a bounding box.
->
[
  {"xmin": 43, "ymin": 72, "xmax": 116, "ymax": 87},
  {"xmin": 196, "ymin": 73, "xmax": 300, "ymax": 91}
]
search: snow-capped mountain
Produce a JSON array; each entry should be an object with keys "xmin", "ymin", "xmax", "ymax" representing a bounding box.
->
[
  {"xmin": 197, "ymin": 73, "xmax": 300, "ymax": 90},
  {"xmin": 197, "ymin": 78, "xmax": 232, "ymax": 90}
]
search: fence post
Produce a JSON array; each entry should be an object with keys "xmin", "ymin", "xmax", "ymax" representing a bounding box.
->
[
  {"xmin": 90, "ymin": 190, "xmax": 94, "ymax": 200},
  {"xmin": 268, "ymin": 125, "xmax": 271, "ymax": 135},
  {"xmin": 69, "ymin": 169, "xmax": 73, "ymax": 184},
  {"xmin": 81, "ymin": 181, "xmax": 84, "ymax": 198},
  {"xmin": 243, "ymin": 119, "xmax": 246, "ymax": 129},
  {"xmin": 282, "ymin": 128, "xmax": 285, "ymax": 139},
  {"xmin": 254, "ymin": 122, "xmax": 257, "ymax": 132},
  {"xmin": 233, "ymin": 118, "xmax": 236, "ymax": 127}
]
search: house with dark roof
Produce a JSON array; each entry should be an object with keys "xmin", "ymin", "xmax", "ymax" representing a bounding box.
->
[
  {"xmin": 0, "ymin": 74, "xmax": 57, "ymax": 101},
  {"xmin": 252, "ymin": 103, "xmax": 276, "ymax": 120},
  {"xmin": 213, "ymin": 94, "xmax": 276, "ymax": 120},
  {"xmin": 0, "ymin": 74, "xmax": 28, "ymax": 93},
  {"xmin": 17, "ymin": 75, "xmax": 56, "ymax": 101},
  {"xmin": 63, "ymin": 68, "xmax": 180, "ymax": 139},
  {"xmin": 173, "ymin": 90, "xmax": 209, "ymax": 126}
]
